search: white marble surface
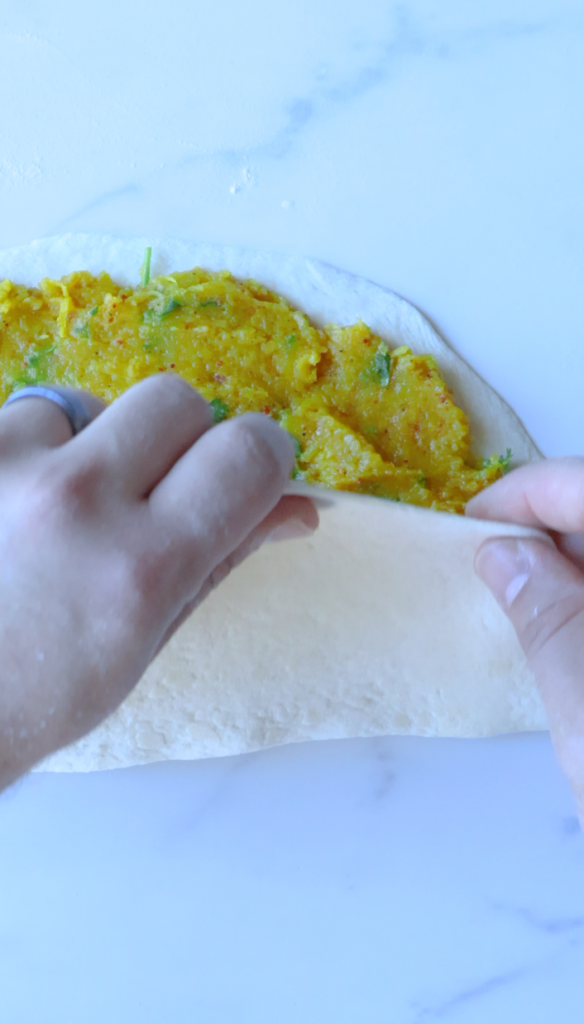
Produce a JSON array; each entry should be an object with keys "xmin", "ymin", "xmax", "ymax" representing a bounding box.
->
[{"xmin": 1, "ymin": 1, "xmax": 584, "ymax": 1020}]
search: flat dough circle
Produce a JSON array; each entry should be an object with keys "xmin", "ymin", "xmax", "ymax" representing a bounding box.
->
[{"xmin": 0, "ymin": 235, "xmax": 547, "ymax": 771}]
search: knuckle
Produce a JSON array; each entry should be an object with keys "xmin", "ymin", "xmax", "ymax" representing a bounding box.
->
[
  {"xmin": 141, "ymin": 374, "xmax": 211, "ymax": 429},
  {"xmin": 222, "ymin": 414, "xmax": 287, "ymax": 477},
  {"xmin": 147, "ymin": 372, "xmax": 201, "ymax": 408},
  {"xmin": 25, "ymin": 457, "xmax": 108, "ymax": 528}
]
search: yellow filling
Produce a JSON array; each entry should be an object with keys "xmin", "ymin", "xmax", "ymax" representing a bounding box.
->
[{"xmin": 0, "ymin": 266, "xmax": 508, "ymax": 513}]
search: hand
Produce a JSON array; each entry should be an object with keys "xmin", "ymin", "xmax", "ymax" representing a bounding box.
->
[
  {"xmin": 466, "ymin": 458, "xmax": 584, "ymax": 822},
  {"xmin": 0, "ymin": 377, "xmax": 317, "ymax": 790}
]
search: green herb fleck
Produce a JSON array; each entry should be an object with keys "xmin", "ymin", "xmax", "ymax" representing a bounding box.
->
[
  {"xmin": 28, "ymin": 342, "xmax": 56, "ymax": 367},
  {"xmin": 10, "ymin": 372, "xmax": 37, "ymax": 390},
  {"xmin": 483, "ymin": 448, "xmax": 512, "ymax": 474},
  {"xmin": 210, "ymin": 398, "xmax": 229, "ymax": 423},
  {"xmin": 500, "ymin": 448, "xmax": 513, "ymax": 473},
  {"xmin": 161, "ymin": 298, "xmax": 181, "ymax": 316},
  {"xmin": 140, "ymin": 247, "xmax": 152, "ymax": 289},
  {"xmin": 285, "ymin": 333, "xmax": 297, "ymax": 347},
  {"xmin": 285, "ymin": 433, "xmax": 303, "ymax": 478},
  {"xmin": 11, "ymin": 341, "xmax": 56, "ymax": 388},
  {"xmin": 362, "ymin": 342, "xmax": 391, "ymax": 387},
  {"xmin": 90, "ymin": 306, "xmax": 99, "ymax": 316},
  {"xmin": 373, "ymin": 343, "xmax": 391, "ymax": 386},
  {"xmin": 418, "ymin": 477, "xmax": 427, "ymax": 488},
  {"xmin": 199, "ymin": 299, "xmax": 221, "ymax": 310}
]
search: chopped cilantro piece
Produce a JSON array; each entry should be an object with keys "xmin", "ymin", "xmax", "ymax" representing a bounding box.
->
[
  {"xmin": 372, "ymin": 343, "xmax": 391, "ymax": 386},
  {"xmin": 500, "ymin": 448, "xmax": 512, "ymax": 473},
  {"xmin": 11, "ymin": 342, "xmax": 56, "ymax": 388},
  {"xmin": 362, "ymin": 342, "xmax": 391, "ymax": 387},
  {"xmin": 142, "ymin": 295, "xmax": 181, "ymax": 324},
  {"xmin": 418, "ymin": 476, "xmax": 427, "ymax": 488},
  {"xmin": 11, "ymin": 373, "xmax": 37, "ymax": 390},
  {"xmin": 90, "ymin": 306, "xmax": 99, "ymax": 316},
  {"xmin": 210, "ymin": 398, "xmax": 229, "ymax": 423},
  {"xmin": 140, "ymin": 247, "xmax": 152, "ymax": 288},
  {"xmin": 285, "ymin": 432, "xmax": 303, "ymax": 478},
  {"xmin": 483, "ymin": 448, "xmax": 512, "ymax": 474},
  {"xmin": 28, "ymin": 342, "xmax": 56, "ymax": 367},
  {"xmin": 285, "ymin": 334, "xmax": 297, "ymax": 347},
  {"xmin": 199, "ymin": 299, "xmax": 221, "ymax": 309}
]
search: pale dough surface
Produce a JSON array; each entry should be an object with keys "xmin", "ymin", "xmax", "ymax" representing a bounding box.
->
[{"xmin": 0, "ymin": 235, "xmax": 546, "ymax": 770}]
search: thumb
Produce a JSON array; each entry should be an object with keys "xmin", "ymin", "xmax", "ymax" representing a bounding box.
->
[{"xmin": 475, "ymin": 537, "xmax": 584, "ymax": 812}]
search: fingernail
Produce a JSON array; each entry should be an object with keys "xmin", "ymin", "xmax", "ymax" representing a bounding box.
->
[
  {"xmin": 474, "ymin": 538, "xmax": 534, "ymax": 609},
  {"xmin": 268, "ymin": 518, "xmax": 314, "ymax": 542}
]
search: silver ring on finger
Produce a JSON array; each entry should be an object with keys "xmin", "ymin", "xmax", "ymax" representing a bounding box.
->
[{"xmin": 2, "ymin": 385, "xmax": 94, "ymax": 437}]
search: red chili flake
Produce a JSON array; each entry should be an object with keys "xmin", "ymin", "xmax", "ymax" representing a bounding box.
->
[
  {"xmin": 263, "ymin": 405, "xmax": 271, "ymax": 414},
  {"xmin": 170, "ymin": 363, "xmax": 175, "ymax": 368},
  {"xmin": 217, "ymin": 359, "xmax": 223, "ymax": 366},
  {"xmin": 214, "ymin": 373, "xmax": 226, "ymax": 383},
  {"xmin": 116, "ymin": 339, "xmax": 124, "ymax": 345},
  {"xmin": 184, "ymin": 322, "xmax": 193, "ymax": 329},
  {"xmin": 440, "ymin": 395, "xmax": 447, "ymax": 404},
  {"xmin": 158, "ymin": 367, "xmax": 166, "ymax": 372},
  {"xmin": 362, "ymin": 338, "xmax": 371, "ymax": 345}
]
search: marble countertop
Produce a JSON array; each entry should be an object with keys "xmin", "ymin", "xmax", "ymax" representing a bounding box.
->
[{"xmin": 1, "ymin": 1, "xmax": 584, "ymax": 1020}]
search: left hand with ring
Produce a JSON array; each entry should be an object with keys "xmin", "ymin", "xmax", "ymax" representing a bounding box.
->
[{"xmin": 0, "ymin": 376, "xmax": 318, "ymax": 790}]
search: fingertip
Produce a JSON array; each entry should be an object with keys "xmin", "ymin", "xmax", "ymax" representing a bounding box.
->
[
  {"xmin": 253, "ymin": 413, "xmax": 297, "ymax": 470},
  {"xmin": 219, "ymin": 413, "xmax": 296, "ymax": 483},
  {"xmin": 149, "ymin": 412, "xmax": 303, "ymax": 587},
  {"xmin": 465, "ymin": 492, "xmax": 487, "ymax": 519},
  {"xmin": 268, "ymin": 518, "xmax": 314, "ymax": 541},
  {"xmin": 465, "ymin": 476, "xmax": 510, "ymax": 521},
  {"xmin": 474, "ymin": 537, "xmax": 532, "ymax": 609},
  {"xmin": 467, "ymin": 458, "xmax": 584, "ymax": 534},
  {"xmin": 263, "ymin": 495, "xmax": 319, "ymax": 542}
]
